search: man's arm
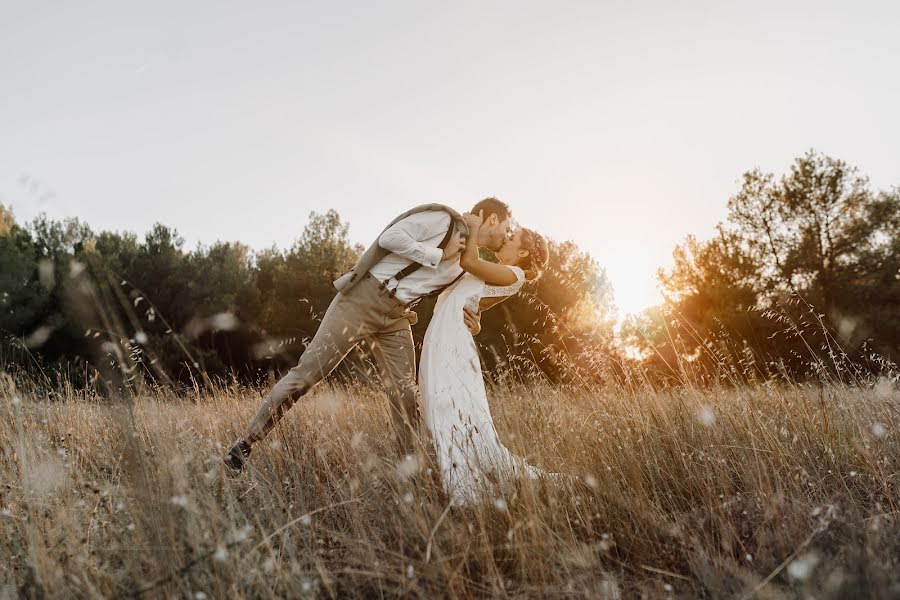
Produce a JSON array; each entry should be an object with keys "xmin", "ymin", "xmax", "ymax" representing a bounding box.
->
[
  {"xmin": 378, "ymin": 211, "xmax": 453, "ymax": 269},
  {"xmin": 463, "ymin": 296, "xmax": 510, "ymax": 335}
]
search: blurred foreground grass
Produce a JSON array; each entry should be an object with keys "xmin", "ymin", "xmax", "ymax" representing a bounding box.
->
[{"xmin": 2, "ymin": 375, "xmax": 900, "ymax": 598}]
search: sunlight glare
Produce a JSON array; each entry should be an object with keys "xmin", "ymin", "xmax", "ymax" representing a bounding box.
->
[{"xmin": 605, "ymin": 259, "xmax": 664, "ymax": 319}]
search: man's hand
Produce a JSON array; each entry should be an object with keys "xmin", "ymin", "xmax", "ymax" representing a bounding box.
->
[
  {"xmin": 442, "ymin": 230, "xmax": 466, "ymax": 261},
  {"xmin": 463, "ymin": 306, "xmax": 481, "ymax": 336}
]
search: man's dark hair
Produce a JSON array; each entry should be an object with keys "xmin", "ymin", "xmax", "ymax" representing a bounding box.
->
[{"xmin": 471, "ymin": 197, "xmax": 510, "ymax": 223}]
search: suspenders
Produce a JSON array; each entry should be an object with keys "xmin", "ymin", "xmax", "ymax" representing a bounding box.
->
[
  {"xmin": 383, "ymin": 220, "xmax": 464, "ymax": 307},
  {"xmin": 390, "ymin": 221, "xmax": 456, "ymax": 283}
]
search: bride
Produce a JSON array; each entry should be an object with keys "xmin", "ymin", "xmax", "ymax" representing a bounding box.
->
[{"xmin": 419, "ymin": 210, "xmax": 554, "ymax": 505}]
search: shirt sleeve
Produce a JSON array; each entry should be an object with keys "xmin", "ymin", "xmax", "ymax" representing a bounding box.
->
[
  {"xmin": 482, "ymin": 266, "xmax": 526, "ymax": 298},
  {"xmin": 377, "ymin": 211, "xmax": 451, "ymax": 269}
]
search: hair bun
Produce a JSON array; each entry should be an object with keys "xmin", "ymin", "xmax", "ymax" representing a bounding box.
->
[{"xmin": 518, "ymin": 228, "xmax": 550, "ymax": 282}]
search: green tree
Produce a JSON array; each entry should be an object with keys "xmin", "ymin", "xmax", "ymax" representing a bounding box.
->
[
  {"xmin": 640, "ymin": 151, "xmax": 900, "ymax": 381},
  {"xmin": 254, "ymin": 210, "xmax": 363, "ymax": 368},
  {"xmin": 0, "ymin": 206, "xmax": 51, "ymax": 339}
]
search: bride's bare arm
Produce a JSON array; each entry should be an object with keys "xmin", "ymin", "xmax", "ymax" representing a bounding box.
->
[
  {"xmin": 459, "ymin": 211, "xmax": 518, "ymax": 286},
  {"xmin": 478, "ymin": 296, "xmax": 509, "ymax": 311}
]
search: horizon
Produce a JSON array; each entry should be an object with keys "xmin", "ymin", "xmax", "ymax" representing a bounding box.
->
[{"xmin": 2, "ymin": 1, "xmax": 899, "ymax": 316}]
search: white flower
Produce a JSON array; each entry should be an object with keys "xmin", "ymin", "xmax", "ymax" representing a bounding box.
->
[
  {"xmin": 170, "ymin": 495, "xmax": 188, "ymax": 507},
  {"xmin": 230, "ymin": 525, "xmax": 252, "ymax": 543},
  {"xmin": 493, "ymin": 498, "xmax": 508, "ymax": 511},
  {"xmin": 696, "ymin": 406, "xmax": 716, "ymax": 427},
  {"xmin": 210, "ymin": 312, "xmax": 239, "ymax": 331},
  {"xmin": 787, "ymin": 552, "xmax": 820, "ymax": 581},
  {"xmin": 396, "ymin": 454, "xmax": 421, "ymax": 479},
  {"xmin": 213, "ymin": 546, "xmax": 228, "ymax": 562},
  {"xmin": 872, "ymin": 423, "xmax": 887, "ymax": 438},
  {"xmin": 406, "ymin": 564, "xmax": 415, "ymax": 579},
  {"xmin": 584, "ymin": 474, "xmax": 598, "ymax": 489}
]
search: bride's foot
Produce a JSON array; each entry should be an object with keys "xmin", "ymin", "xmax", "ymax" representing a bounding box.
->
[{"xmin": 223, "ymin": 437, "xmax": 252, "ymax": 475}]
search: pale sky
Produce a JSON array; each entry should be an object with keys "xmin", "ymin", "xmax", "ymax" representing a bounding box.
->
[{"xmin": 2, "ymin": 1, "xmax": 899, "ymax": 316}]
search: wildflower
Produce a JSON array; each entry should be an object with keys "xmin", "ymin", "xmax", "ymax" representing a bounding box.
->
[
  {"xmin": 493, "ymin": 498, "xmax": 508, "ymax": 511},
  {"xmin": 269, "ymin": 440, "xmax": 282, "ymax": 450},
  {"xmin": 300, "ymin": 514, "xmax": 311, "ymax": 526},
  {"xmin": 402, "ymin": 492, "xmax": 414, "ymax": 505},
  {"xmin": 194, "ymin": 593, "xmax": 208, "ymax": 600},
  {"xmin": 696, "ymin": 406, "xmax": 716, "ymax": 427},
  {"xmin": 213, "ymin": 546, "xmax": 228, "ymax": 562},
  {"xmin": 170, "ymin": 495, "xmax": 188, "ymax": 507},
  {"xmin": 787, "ymin": 552, "xmax": 820, "ymax": 581},
  {"xmin": 874, "ymin": 377, "xmax": 896, "ymax": 399},
  {"xmin": 313, "ymin": 390, "xmax": 341, "ymax": 414},
  {"xmin": 230, "ymin": 525, "xmax": 252, "ymax": 543},
  {"xmin": 872, "ymin": 423, "xmax": 887, "ymax": 438},
  {"xmin": 406, "ymin": 564, "xmax": 415, "ymax": 579},
  {"xmin": 396, "ymin": 454, "xmax": 421, "ymax": 479},
  {"xmin": 210, "ymin": 312, "xmax": 239, "ymax": 331},
  {"xmin": 745, "ymin": 554, "xmax": 753, "ymax": 562},
  {"xmin": 584, "ymin": 474, "xmax": 598, "ymax": 489}
]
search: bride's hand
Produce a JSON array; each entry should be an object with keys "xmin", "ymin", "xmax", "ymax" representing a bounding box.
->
[{"xmin": 463, "ymin": 210, "xmax": 484, "ymax": 230}]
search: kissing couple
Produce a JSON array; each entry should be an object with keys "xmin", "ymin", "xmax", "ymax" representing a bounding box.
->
[{"xmin": 224, "ymin": 198, "xmax": 555, "ymax": 505}]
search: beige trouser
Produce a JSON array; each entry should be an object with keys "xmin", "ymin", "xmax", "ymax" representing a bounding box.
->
[{"xmin": 242, "ymin": 274, "xmax": 422, "ymax": 453}]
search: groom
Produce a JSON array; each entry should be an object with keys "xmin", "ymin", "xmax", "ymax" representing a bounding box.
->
[{"xmin": 224, "ymin": 197, "xmax": 513, "ymax": 472}]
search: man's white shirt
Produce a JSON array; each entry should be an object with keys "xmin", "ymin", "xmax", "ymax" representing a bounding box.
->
[{"xmin": 368, "ymin": 210, "xmax": 464, "ymax": 304}]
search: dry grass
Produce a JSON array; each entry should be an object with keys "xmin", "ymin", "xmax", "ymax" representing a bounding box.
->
[{"xmin": 2, "ymin": 373, "xmax": 900, "ymax": 598}]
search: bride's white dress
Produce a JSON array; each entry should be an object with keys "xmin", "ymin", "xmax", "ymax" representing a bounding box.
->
[{"xmin": 420, "ymin": 266, "xmax": 550, "ymax": 505}]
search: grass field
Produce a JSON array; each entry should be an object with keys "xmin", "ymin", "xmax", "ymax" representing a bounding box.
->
[{"xmin": 3, "ymin": 373, "xmax": 900, "ymax": 598}]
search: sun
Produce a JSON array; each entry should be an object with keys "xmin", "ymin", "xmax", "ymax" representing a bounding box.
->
[{"xmin": 604, "ymin": 259, "xmax": 664, "ymax": 319}]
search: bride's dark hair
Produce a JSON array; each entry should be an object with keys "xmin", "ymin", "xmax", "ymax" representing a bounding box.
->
[{"xmin": 516, "ymin": 229, "xmax": 550, "ymax": 281}]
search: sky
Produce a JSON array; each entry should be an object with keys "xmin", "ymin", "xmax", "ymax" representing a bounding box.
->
[{"xmin": 2, "ymin": 1, "xmax": 899, "ymax": 316}]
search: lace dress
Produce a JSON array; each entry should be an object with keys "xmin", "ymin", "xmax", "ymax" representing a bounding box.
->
[{"xmin": 420, "ymin": 266, "xmax": 551, "ymax": 505}]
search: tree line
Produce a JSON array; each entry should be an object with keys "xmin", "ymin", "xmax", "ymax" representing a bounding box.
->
[
  {"xmin": 0, "ymin": 206, "xmax": 616, "ymax": 390},
  {"xmin": 623, "ymin": 150, "xmax": 899, "ymax": 383},
  {"xmin": 1, "ymin": 150, "xmax": 897, "ymax": 391}
]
